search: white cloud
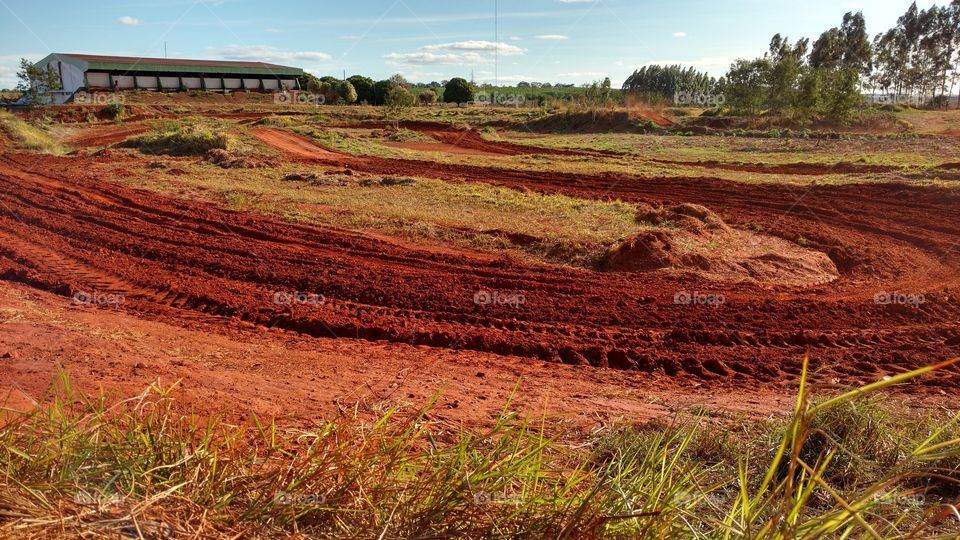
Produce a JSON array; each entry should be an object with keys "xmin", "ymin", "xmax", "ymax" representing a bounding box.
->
[
  {"xmin": 213, "ymin": 45, "xmax": 332, "ymax": 64},
  {"xmin": 535, "ymin": 34, "xmax": 569, "ymax": 40},
  {"xmin": 421, "ymin": 41, "xmax": 526, "ymax": 56},
  {"xmin": 386, "ymin": 41, "xmax": 527, "ymax": 67},
  {"xmin": 385, "ymin": 51, "xmax": 489, "ymax": 66},
  {"xmin": 672, "ymin": 32, "xmax": 687, "ymax": 38},
  {"xmin": 558, "ymin": 0, "xmax": 597, "ymax": 3},
  {"xmin": 509, "ymin": 36, "xmax": 523, "ymax": 41},
  {"xmin": 117, "ymin": 16, "xmax": 141, "ymax": 26}
]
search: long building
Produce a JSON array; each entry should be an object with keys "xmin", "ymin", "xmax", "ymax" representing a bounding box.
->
[{"xmin": 34, "ymin": 53, "xmax": 303, "ymax": 103}]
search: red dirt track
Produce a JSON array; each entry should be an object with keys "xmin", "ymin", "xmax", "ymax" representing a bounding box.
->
[{"xmin": 2, "ymin": 126, "xmax": 960, "ymax": 396}]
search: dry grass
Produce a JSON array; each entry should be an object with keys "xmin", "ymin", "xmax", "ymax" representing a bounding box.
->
[
  {"xmin": 0, "ymin": 111, "xmax": 69, "ymax": 154},
  {"xmin": 1, "ymin": 359, "xmax": 958, "ymax": 538},
  {"xmin": 107, "ymin": 160, "xmax": 645, "ymax": 268}
]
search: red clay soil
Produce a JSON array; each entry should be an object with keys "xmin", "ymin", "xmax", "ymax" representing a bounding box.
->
[
  {"xmin": 0, "ymin": 280, "xmax": 802, "ymax": 428},
  {"xmin": 649, "ymin": 159, "xmax": 901, "ymax": 176},
  {"xmin": 2, "ymin": 138, "xmax": 959, "ymax": 397},
  {"xmin": 66, "ymin": 124, "xmax": 150, "ymax": 147},
  {"xmin": 362, "ymin": 121, "xmax": 587, "ymax": 157}
]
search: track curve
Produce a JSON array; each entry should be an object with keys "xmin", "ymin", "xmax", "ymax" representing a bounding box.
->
[{"xmin": 1, "ymin": 141, "xmax": 959, "ymax": 391}]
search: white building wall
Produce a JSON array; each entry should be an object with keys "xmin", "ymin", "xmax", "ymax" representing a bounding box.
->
[
  {"xmin": 223, "ymin": 78, "xmax": 243, "ymax": 89},
  {"xmin": 86, "ymin": 72, "xmax": 111, "ymax": 88},
  {"xmin": 159, "ymin": 76, "xmax": 180, "ymax": 89},
  {"xmin": 182, "ymin": 77, "xmax": 202, "ymax": 89},
  {"xmin": 135, "ymin": 76, "xmax": 158, "ymax": 89},
  {"xmin": 114, "ymin": 75, "xmax": 135, "ymax": 89}
]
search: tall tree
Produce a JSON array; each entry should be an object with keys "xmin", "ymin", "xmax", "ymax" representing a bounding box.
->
[
  {"xmin": 839, "ymin": 12, "xmax": 873, "ymax": 77},
  {"xmin": 16, "ymin": 58, "xmax": 61, "ymax": 105}
]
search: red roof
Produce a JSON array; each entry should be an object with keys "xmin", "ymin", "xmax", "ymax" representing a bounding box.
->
[{"xmin": 61, "ymin": 53, "xmax": 295, "ymax": 70}]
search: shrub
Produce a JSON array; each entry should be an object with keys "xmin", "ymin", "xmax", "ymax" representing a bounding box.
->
[
  {"xmin": 417, "ymin": 89, "xmax": 438, "ymax": 105},
  {"xmin": 102, "ymin": 103, "xmax": 125, "ymax": 120},
  {"xmin": 121, "ymin": 125, "xmax": 231, "ymax": 155}
]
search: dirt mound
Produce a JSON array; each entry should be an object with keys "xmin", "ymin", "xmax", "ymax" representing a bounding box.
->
[
  {"xmin": 606, "ymin": 204, "xmax": 839, "ymax": 286},
  {"xmin": 204, "ymin": 149, "xmax": 277, "ymax": 169}
]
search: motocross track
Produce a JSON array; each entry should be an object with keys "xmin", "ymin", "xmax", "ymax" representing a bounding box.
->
[{"xmin": 2, "ymin": 123, "xmax": 960, "ymax": 397}]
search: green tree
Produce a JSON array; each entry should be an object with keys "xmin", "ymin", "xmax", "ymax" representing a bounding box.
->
[
  {"xmin": 443, "ymin": 77, "xmax": 475, "ymax": 105},
  {"xmin": 389, "ymin": 74, "xmax": 410, "ymax": 88},
  {"xmin": 16, "ymin": 58, "xmax": 61, "ymax": 105},
  {"xmin": 384, "ymin": 85, "xmax": 414, "ymax": 127},
  {"xmin": 372, "ymin": 80, "xmax": 394, "ymax": 106},
  {"xmin": 621, "ymin": 64, "xmax": 718, "ymax": 103},
  {"xmin": 335, "ymin": 80, "xmax": 358, "ymax": 104},
  {"xmin": 299, "ymin": 73, "xmax": 322, "ymax": 93},
  {"xmin": 796, "ymin": 68, "xmax": 823, "ymax": 120},
  {"xmin": 347, "ymin": 75, "xmax": 375, "ymax": 104},
  {"xmin": 839, "ymin": 12, "xmax": 872, "ymax": 77},
  {"xmin": 825, "ymin": 69, "xmax": 863, "ymax": 120},
  {"xmin": 724, "ymin": 58, "xmax": 772, "ymax": 115}
]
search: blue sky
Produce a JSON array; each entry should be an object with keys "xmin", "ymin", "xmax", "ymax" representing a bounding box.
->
[{"xmin": 0, "ymin": 0, "xmax": 940, "ymax": 89}]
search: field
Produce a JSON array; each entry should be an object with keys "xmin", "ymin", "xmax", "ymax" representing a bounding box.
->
[{"xmin": 1, "ymin": 95, "xmax": 959, "ymax": 537}]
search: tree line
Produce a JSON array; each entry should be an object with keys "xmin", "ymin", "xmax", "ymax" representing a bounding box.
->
[
  {"xmin": 297, "ymin": 73, "xmax": 479, "ymax": 106},
  {"xmin": 622, "ymin": 1, "xmax": 960, "ymax": 118}
]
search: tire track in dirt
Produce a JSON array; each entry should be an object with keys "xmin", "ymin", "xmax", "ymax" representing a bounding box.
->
[{"xmin": 1, "ymin": 149, "xmax": 959, "ymax": 391}]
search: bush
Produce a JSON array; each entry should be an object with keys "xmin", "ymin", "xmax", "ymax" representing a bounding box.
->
[
  {"xmin": 102, "ymin": 103, "xmax": 125, "ymax": 120},
  {"xmin": 417, "ymin": 89, "xmax": 438, "ymax": 105},
  {"xmin": 121, "ymin": 125, "xmax": 231, "ymax": 155}
]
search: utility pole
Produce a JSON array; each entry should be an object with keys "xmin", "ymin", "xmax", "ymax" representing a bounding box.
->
[
  {"xmin": 494, "ymin": 0, "xmax": 498, "ymax": 104},
  {"xmin": 164, "ymin": 41, "xmax": 168, "ymax": 59}
]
